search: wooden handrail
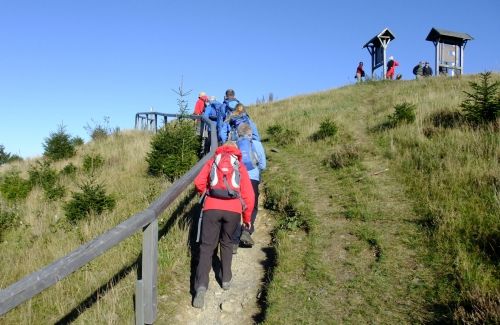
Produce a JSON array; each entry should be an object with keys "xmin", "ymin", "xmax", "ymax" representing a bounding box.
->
[{"xmin": 0, "ymin": 114, "xmax": 217, "ymax": 324}]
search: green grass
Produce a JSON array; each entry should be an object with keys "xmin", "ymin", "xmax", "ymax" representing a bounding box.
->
[{"xmin": 250, "ymin": 74, "xmax": 500, "ymax": 323}]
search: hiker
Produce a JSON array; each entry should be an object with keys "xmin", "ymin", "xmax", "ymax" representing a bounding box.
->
[
  {"xmin": 216, "ymin": 89, "xmax": 240, "ymax": 142},
  {"xmin": 232, "ymin": 123, "xmax": 266, "ymax": 254},
  {"xmin": 355, "ymin": 61, "xmax": 365, "ymax": 82},
  {"xmin": 193, "ymin": 92, "xmax": 209, "ymax": 115},
  {"xmin": 413, "ymin": 61, "xmax": 424, "ymax": 80},
  {"xmin": 192, "ymin": 142, "xmax": 255, "ymax": 308},
  {"xmin": 386, "ymin": 56, "xmax": 399, "ymax": 80},
  {"xmin": 423, "ymin": 62, "xmax": 433, "ymax": 77},
  {"xmin": 219, "ymin": 103, "xmax": 261, "ymax": 143},
  {"xmin": 201, "ymin": 96, "xmax": 222, "ymax": 152}
]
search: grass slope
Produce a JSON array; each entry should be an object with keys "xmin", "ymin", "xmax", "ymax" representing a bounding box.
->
[{"xmin": 249, "ymin": 75, "xmax": 499, "ymax": 324}]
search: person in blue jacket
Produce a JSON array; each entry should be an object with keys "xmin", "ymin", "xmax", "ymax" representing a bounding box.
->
[
  {"xmin": 219, "ymin": 103, "xmax": 261, "ymax": 143},
  {"xmin": 217, "ymin": 89, "xmax": 240, "ymax": 142},
  {"xmin": 201, "ymin": 96, "xmax": 222, "ymax": 152},
  {"xmin": 232, "ymin": 122, "xmax": 266, "ymax": 253}
]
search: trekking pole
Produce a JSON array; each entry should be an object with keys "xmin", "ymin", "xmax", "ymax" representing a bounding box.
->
[{"xmin": 196, "ymin": 192, "xmax": 207, "ymax": 243}]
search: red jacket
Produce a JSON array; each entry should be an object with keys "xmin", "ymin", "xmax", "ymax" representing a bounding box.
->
[
  {"xmin": 193, "ymin": 97, "xmax": 207, "ymax": 115},
  {"xmin": 194, "ymin": 145, "xmax": 255, "ymax": 223}
]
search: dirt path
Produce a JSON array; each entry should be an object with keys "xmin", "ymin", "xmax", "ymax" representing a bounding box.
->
[{"xmin": 170, "ymin": 206, "xmax": 273, "ymax": 325}]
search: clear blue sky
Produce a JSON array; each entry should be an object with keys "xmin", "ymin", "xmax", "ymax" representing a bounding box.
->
[{"xmin": 1, "ymin": 0, "xmax": 499, "ymax": 158}]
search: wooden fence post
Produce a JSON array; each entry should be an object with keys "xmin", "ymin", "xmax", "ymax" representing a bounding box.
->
[
  {"xmin": 142, "ymin": 219, "xmax": 158, "ymax": 324},
  {"xmin": 135, "ymin": 279, "xmax": 144, "ymax": 325}
]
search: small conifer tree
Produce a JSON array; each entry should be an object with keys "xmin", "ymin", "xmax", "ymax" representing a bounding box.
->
[
  {"xmin": 461, "ymin": 71, "xmax": 500, "ymax": 126},
  {"xmin": 43, "ymin": 124, "xmax": 76, "ymax": 161}
]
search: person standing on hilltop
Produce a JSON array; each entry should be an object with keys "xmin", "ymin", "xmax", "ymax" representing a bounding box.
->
[
  {"xmin": 413, "ymin": 61, "xmax": 424, "ymax": 80},
  {"xmin": 192, "ymin": 142, "xmax": 254, "ymax": 309},
  {"xmin": 422, "ymin": 62, "xmax": 433, "ymax": 77},
  {"xmin": 355, "ymin": 61, "xmax": 365, "ymax": 82},
  {"xmin": 386, "ymin": 56, "xmax": 399, "ymax": 80}
]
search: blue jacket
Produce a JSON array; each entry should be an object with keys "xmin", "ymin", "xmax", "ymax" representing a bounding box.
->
[
  {"xmin": 238, "ymin": 136, "xmax": 266, "ymax": 181},
  {"xmin": 219, "ymin": 113, "xmax": 261, "ymax": 143},
  {"xmin": 203, "ymin": 100, "xmax": 222, "ymax": 132}
]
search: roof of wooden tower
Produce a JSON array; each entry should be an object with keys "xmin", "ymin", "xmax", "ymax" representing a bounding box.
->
[
  {"xmin": 426, "ymin": 27, "xmax": 473, "ymax": 45},
  {"xmin": 363, "ymin": 28, "xmax": 395, "ymax": 48}
]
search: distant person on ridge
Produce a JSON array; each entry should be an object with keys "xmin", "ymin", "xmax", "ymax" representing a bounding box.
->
[
  {"xmin": 422, "ymin": 62, "xmax": 433, "ymax": 77},
  {"xmin": 355, "ymin": 61, "xmax": 365, "ymax": 82},
  {"xmin": 386, "ymin": 56, "xmax": 399, "ymax": 80},
  {"xmin": 232, "ymin": 123, "xmax": 266, "ymax": 254},
  {"xmin": 413, "ymin": 61, "xmax": 424, "ymax": 80},
  {"xmin": 192, "ymin": 142, "xmax": 254, "ymax": 308}
]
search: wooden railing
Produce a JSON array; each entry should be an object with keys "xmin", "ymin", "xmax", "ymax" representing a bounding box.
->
[{"xmin": 0, "ymin": 115, "xmax": 216, "ymax": 324}]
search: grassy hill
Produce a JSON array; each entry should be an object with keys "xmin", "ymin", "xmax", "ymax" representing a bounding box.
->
[{"xmin": 1, "ymin": 74, "xmax": 498, "ymax": 324}]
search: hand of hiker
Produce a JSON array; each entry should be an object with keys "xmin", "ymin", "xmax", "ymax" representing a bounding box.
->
[{"xmin": 243, "ymin": 222, "xmax": 251, "ymax": 229}]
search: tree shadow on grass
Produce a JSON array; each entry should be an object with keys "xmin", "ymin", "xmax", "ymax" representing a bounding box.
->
[{"xmin": 54, "ymin": 189, "xmax": 198, "ymax": 324}]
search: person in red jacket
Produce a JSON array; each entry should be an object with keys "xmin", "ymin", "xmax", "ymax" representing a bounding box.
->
[
  {"xmin": 192, "ymin": 142, "xmax": 255, "ymax": 308},
  {"xmin": 386, "ymin": 56, "xmax": 399, "ymax": 80},
  {"xmin": 193, "ymin": 91, "xmax": 209, "ymax": 115}
]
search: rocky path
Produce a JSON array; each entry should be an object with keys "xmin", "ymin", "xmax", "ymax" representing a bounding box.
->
[{"xmin": 171, "ymin": 207, "xmax": 273, "ymax": 325}]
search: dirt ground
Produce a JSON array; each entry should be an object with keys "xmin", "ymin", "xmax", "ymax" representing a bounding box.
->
[{"xmin": 170, "ymin": 207, "xmax": 273, "ymax": 325}]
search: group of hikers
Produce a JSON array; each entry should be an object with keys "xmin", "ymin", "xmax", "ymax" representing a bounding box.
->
[
  {"xmin": 191, "ymin": 89, "xmax": 266, "ymax": 309},
  {"xmin": 355, "ymin": 56, "xmax": 434, "ymax": 82}
]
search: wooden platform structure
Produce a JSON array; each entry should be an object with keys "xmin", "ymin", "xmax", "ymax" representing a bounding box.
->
[
  {"xmin": 134, "ymin": 112, "xmax": 178, "ymax": 132},
  {"xmin": 426, "ymin": 27, "xmax": 473, "ymax": 76}
]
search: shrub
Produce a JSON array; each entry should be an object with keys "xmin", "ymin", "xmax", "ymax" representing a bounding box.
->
[
  {"xmin": 28, "ymin": 160, "xmax": 65, "ymax": 200},
  {"xmin": 0, "ymin": 145, "xmax": 22, "ymax": 166},
  {"xmin": 388, "ymin": 102, "xmax": 416, "ymax": 126},
  {"xmin": 267, "ymin": 124, "xmax": 283, "ymax": 137},
  {"xmin": 64, "ymin": 178, "xmax": 116, "ymax": 224},
  {"xmin": 323, "ymin": 144, "xmax": 360, "ymax": 169},
  {"xmin": 460, "ymin": 72, "xmax": 500, "ymax": 126},
  {"xmin": 61, "ymin": 163, "xmax": 78, "ymax": 177},
  {"xmin": 266, "ymin": 124, "xmax": 299, "ymax": 146},
  {"xmin": 146, "ymin": 120, "xmax": 200, "ymax": 181},
  {"xmin": 310, "ymin": 118, "xmax": 338, "ymax": 141},
  {"xmin": 84, "ymin": 117, "xmax": 115, "ymax": 141},
  {"xmin": 82, "ymin": 153, "xmax": 105, "ymax": 175},
  {"xmin": 0, "ymin": 202, "xmax": 19, "ymax": 240},
  {"xmin": 43, "ymin": 124, "xmax": 76, "ymax": 161},
  {"xmin": 71, "ymin": 136, "xmax": 85, "ymax": 147},
  {"xmin": 0, "ymin": 171, "xmax": 32, "ymax": 201}
]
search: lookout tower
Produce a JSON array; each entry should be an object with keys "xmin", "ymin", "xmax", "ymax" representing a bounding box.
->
[
  {"xmin": 426, "ymin": 27, "xmax": 473, "ymax": 76},
  {"xmin": 363, "ymin": 28, "xmax": 396, "ymax": 79}
]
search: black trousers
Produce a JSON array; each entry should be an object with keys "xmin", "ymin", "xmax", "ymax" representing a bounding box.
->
[{"xmin": 195, "ymin": 209, "xmax": 240, "ymax": 290}]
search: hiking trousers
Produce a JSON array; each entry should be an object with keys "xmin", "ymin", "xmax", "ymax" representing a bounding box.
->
[
  {"xmin": 195, "ymin": 209, "xmax": 241, "ymax": 291},
  {"xmin": 232, "ymin": 179, "xmax": 259, "ymax": 244}
]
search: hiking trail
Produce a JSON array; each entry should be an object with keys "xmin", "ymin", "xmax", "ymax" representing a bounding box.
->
[{"xmin": 168, "ymin": 204, "xmax": 273, "ymax": 325}]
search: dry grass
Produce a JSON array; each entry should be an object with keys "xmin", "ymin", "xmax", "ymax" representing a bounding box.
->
[{"xmin": 0, "ymin": 130, "xmax": 193, "ymax": 324}]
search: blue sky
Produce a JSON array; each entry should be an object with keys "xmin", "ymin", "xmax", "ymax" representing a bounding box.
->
[{"xmin": 1, "ymin": 0, "xmax": 499, "ymax": 158}]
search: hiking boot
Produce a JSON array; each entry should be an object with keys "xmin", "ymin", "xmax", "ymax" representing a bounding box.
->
[
  {"xmin": 192, "ymin": 288, "xmax": 206, "ymax": 309},
  {"xmin": 222, "ymin": 281, "xmax": 231, "ymax": 291},
  {"xmin": 240, "ymin": 231, "xmax": 254, "ymax": 247},
  {"xmin": 232, "ymin": 243, "xmax": 238, "ymax": 254}
]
